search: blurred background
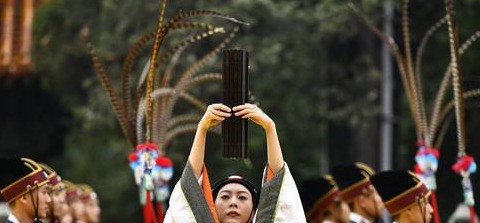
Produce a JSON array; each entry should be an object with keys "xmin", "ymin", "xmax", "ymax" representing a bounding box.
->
[{"xmin": 1, "ymin": 0, "xmax": 479, "ymax": 222}]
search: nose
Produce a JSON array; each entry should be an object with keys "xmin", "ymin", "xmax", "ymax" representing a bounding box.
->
[
  {"xmin": 427, "ymin": 203, "xmax": 433, "ymax": 214},
  {"xmin": 46, "ymin": 193, "xmax": 52, "ymax": 203},
  {"xmin": 375, "ymin": 193, "xmax": 384, "ymax": 209},
  {"xmin": 229, "ymin": 197, "xmax": 238, "ymax": 207}
]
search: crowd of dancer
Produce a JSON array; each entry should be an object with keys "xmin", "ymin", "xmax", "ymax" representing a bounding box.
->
[{"xmin": 0, "ymin": 158, "xmax": 100, "ymax": 223}]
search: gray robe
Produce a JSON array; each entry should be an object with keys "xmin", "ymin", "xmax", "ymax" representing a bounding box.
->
[{"xmin": 164, "ymin": 162, "xmax": 306, "ymax": 223}]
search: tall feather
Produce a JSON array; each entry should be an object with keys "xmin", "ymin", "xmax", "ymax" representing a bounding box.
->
[
  {"xmin": 144, "ymin": 0, "xmax": 170, "ymax": 142},
  {"xmin": 415, "ymin": 17, "xmax": 447, "ymax": 78},
  {"xmin": 428, "ymin": 67, "xmax": 451, "ymax": 146},
  {"xmin": 122, "ymin": 24, "xmax": 224, "ymax": 121},
  {"xmin": 163, "ymin": 124, "xmax": 202, "ymax": 150},
  {"xmin": 143, "ymin": 9, "xmax": 239, "ymax": 141},
  {"xmin": 83, "ymin": 38, "xmax": 136, "ymax": 147},
  {"xmin": 349, "ymin": 3, "xmax": 420, "ymax": 139},
  {"xmin": 181, "ymin": 73, "xmax": 223, "ymax": 90},
  {"xmin": 445, "ymin": 0, "xmax": 466, "ymax": 154},
  {"xmin": 434, "ymin": 115, "xmax": 453, "ymax": 150},
  {"xmin": 121, "ymin": 29, "xmax": 156, "ymax": 126},
  {"xmin": 155, "ymin": 46, "xmax": 187, "ymax": 144},
  {"xmin": 138, "ymin": 89, "xmax": 207, "ymax": 126},
  {"xmin": 402, "ymin": 0, "xmax": 428, "ymax": 143},
  {"xmin": 167, "ymin": 114, "xmax": 202, "ymax": 129},
  {"xmin": 159, "ymin": 28, "xmax": 226, "ymax": 87},
  {"xmin": 437, "ymin": 88, "xmax": 480, "ymax": 138},
  {"xmin": 428, "ymin": 30, "xmax": 480, "ymax": 145},
  {"xmin": 176, "ymin": 27, "xmax": 239, "ymax": 88},
  {"xmin": 157, "ymin": 28, "xmax": 239, "ymax": 144},
  {"xmin": 168, "ymin": 10, "xmax": 249, "ymax": 27},
  {"xmin": 155, "ymin": 28, "xmax": 229, "ymax": 144}
]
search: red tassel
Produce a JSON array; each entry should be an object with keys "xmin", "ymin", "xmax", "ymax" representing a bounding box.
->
[
  {"xmin": 137, "ymin": 143, "xmax": 159, "ymax": 150},
  {"xmin": 414, "ymin": 164, "xmax": 422, "ymax": 174},
  {"xmin": 156, "ymin": 157, "xmax": 172, "ymax": 167},
  {"xmin": 470, "ymin": 206, "xmax": 476, "ymax": 223},
  {"xmin": 156, "ymin": 202, "xmax": 164, "ymax": 222},
  {"xmin": 128, "ymin": 152, "xmax": 139, "ymax": 162},
  {"xmin": 430, "ymin": 191, "xmax": 441, "ymax": 223},
  {"xmin": 416, "ymin": 140, "xmax": 425, "ymax": 147},
  {"xmin": 452, "ymin": 155, "xmax": 475, "ymax": 173},
  {"xmin": 143, "ymin": 191, "xmax": 158, "ymax": 223}
]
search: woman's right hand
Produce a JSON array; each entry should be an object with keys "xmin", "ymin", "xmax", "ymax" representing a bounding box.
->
[{"xmin": 198, "ymin": 103, "xmax": 232, "ymax": 131}]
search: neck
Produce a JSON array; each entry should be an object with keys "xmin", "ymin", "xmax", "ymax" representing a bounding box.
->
[
  {"xmin": 307, "ymin": 212, "xmax": 328, "ymax": 223},
  {"xmin": 77, "ymin": 214, "xmax": 88, "ymax": 222},
  {"xmin": 11, "ymin": 207, "xmax": 35, "ymax": 223},
  {"xmin": 353, "ymin": 203, "xmax": 374, "ymax": 222},
  {"xmin": 324, "ymin": 215, "xmax": 336, "ymax": 223},
  {"xmin": 395, "ymin": 213, "xmax": 409, "ymax": 223}
]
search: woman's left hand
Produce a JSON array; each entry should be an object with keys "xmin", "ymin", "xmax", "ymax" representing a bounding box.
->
[{"xmin": 233, "ymin": 103, "xmax": 274, "ymax": 130}]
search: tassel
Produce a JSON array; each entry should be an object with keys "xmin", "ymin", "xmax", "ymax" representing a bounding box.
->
[
  {"xmin": 469, "ymin": 206, "xmax": 476, "ymax": 223},
  {"xmin": 143, "ymin": 191, "xmax": 158, "ymax": 223},
  {"xmin": 430, "ymin": 191, "xmax": 442, "ymax": 223},
  {"xmin": 414, "ymin": 143, "xmax": 441, "ymax": 223},
  {"xmin": 156, "ymin": 202, "xmax": 164, "ymax": 222}
]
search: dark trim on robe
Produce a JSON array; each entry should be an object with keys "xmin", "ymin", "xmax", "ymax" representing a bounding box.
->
[
  {"xmin": 180, "ymin": 162, "xmax": 216, "ymax": 223},
  {"xmin": 255, "ymin": 166, "xmax": 286, "ymax": 223}
]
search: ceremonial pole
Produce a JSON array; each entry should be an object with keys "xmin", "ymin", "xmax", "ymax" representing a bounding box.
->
[
  {"xmin": 380, "ymin": 0, "xmax": 393, "ymax": 173},
  {"xmin": 380, "ymin": 2, "xmax": 394, "ymax": 223}
]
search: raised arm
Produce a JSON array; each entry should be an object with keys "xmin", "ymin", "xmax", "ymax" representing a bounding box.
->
[
  {"xmin": 233, "ymin": 103, "xmax": 284, "ymax": 174},
  {"xmin": 188, "ymin": 103, "xmax": 231, "ymax": 178}
]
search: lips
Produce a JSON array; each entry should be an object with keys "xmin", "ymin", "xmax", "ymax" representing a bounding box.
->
[{"xmin": 227, "ymin": 211, "xmax": 240, "ymax": 217}]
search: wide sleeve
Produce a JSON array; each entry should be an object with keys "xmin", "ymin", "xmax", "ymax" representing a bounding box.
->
[
  {"xmin": 253, "ymin": 162, "xmax": 307, "ymax": 223},
  {"xmin": 163, "ymin": 161, "xmax": 219, "ymax": 223}
]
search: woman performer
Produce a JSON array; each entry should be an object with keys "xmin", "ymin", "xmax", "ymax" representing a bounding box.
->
[{"xmin": 164, "ymin": 103, "xmax": 306, "ymax": 223}]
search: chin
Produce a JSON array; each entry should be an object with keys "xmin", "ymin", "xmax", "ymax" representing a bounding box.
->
[
  {"xmin": 223, "ymin": 218, "xmax": 244, "ymax": 223},
  {"xmin": 39, "ymin": 211, "xmax": 48, "ymax": 219}
]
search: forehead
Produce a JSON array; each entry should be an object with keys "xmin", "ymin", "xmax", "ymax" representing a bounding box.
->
[
  {"xmin": 39, "ymin": 184, "xmax": 51, "ymax": 191},
  {"xmin": 219, "ymin": 183, "xmax": 251, "ymax": 195},
  {"xmin": 86, "ymin": 199, "xmax": 100, "ymax": 205}
]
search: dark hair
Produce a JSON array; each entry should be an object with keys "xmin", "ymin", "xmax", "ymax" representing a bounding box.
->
[{"xmin": 211, "ymin": 175, "xmax": 260, "ymax": 210}]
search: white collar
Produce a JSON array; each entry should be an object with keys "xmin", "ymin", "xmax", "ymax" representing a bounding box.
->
[
  {"xmin": 7, "ymin": 214, "xmax": 20, "ymax": 223},
  {"xmin": 350, "ymin": 212, "xmax": 371, "ymax": 223}
]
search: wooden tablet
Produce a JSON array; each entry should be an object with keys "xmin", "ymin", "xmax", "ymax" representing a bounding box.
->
[{"xmin": 222, "ymin": 49, "xmax": 249, "ymax": 158}]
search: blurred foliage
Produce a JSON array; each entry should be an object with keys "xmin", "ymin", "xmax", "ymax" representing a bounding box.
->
[{"xmin": 0, "ymin": 0, "xmax": 473, "ymax": 221}]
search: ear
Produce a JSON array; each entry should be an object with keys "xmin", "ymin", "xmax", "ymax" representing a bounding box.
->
[
  {"xmin": 19, "ymin": 194, "xmax": 30, "ymax": 205},
  {"xmin": 404, "ymin": 206, "xmax": 414, "ymax": 219},
  {"xmin": 395, "ymin": 208, "xmax": 412, "ymax": 223}
]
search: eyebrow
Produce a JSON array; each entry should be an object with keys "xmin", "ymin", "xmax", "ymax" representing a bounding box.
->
[{"xmin": 219, "ymin": 190, "xmax": 250, "ymax": 195}]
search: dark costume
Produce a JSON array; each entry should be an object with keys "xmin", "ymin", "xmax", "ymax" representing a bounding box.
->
[
  {"xmin": 300, "ymin": 177, "xmax": 342, "ymax": 222},
  {"xmin": 370, "ymin": 170, "xmax": 430, "ymax": 217},
  {"xmin": 0, "ymin": 157, "xmax": 50, "ymax": 223},
  {"xmin": 331, "ymin": 163, "xmax": 378, "ymax": 223}
]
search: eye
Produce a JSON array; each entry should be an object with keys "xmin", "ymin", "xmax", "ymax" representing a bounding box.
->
[
  {"xmin": 239, "ymin": 196, "xmax": 247, "ymax": 201},
  {"xmin": 221, "ymin": 195, "xmax": 230, "ymax": 200}
]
